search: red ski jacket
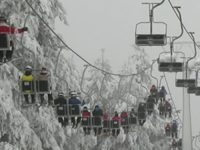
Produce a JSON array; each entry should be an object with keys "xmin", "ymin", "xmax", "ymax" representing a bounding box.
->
[
  {"xmin": 0, "ymin": 22, "xmax": 23, "ymax": 34},
  {"xmin": 120, "ymin": 112, "xmax": 128, "ymax": 118},
  {"xmin": 82, "ymin": 111, "xmax": 90, "ymax": 117},
  {"xmin": 165, "ymin": 102, "xmax": 171, "ymax": 107}
]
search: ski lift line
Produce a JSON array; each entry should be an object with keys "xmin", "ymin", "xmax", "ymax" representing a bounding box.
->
[
  {"xmin": 163, "ymin": 72, "xmax": 182, "ymax": 125},
  {"xmin": 168, "ymin": 0, "xmax": 200, "ymax": 50},
  {"xmin": 24, "ymin": 0, "xmax": 153, "ymax": 77}
]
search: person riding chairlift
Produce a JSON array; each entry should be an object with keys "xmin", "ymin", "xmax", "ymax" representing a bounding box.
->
[
  {"xmin": 38, "ymin": 67, "xmax": 53, "ymax": 106},
  {"xmin": 0, "ymin": 16, "xmax": 28, "ymax": 62}
]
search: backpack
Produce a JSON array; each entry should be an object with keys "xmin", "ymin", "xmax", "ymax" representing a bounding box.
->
[{"xmin": 172, "ymin": 123, "xmax": 177, "ymax": 129}]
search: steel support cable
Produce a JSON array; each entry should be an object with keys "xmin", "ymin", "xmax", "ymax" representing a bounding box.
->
[
  {"xmin": 168, "ymin": 0, "xmax": 200, "ymax": 50},
  {"xmin": 163, "ymin": 72, "xmax": 182, "ymax": 125},
  {"xmin": 24, "ymin": 0, "xmax": 153, "ymax": 77}
]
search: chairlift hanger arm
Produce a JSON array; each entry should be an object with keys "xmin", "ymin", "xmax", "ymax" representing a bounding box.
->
[
  {"xmin": 80, "ymin": 65, "xmax": 92, "ymax": 103},
  {"xmin": 55, "ymin": 47, "xmax": 69, "ymax": 93},
  {"xmin": 100, "ymin": 73, "xmax": 111, "ymax": 114},
  {"xmin": 150, "ymin": 60, "xmax": 158, "ymax": 88},
  {"xmin": 185, "ymin": 33, "xmax": 197, "ymax": 78},
  {"xmin": 170, "ymin": 7, "xmax": 183, "ymax": 57}
]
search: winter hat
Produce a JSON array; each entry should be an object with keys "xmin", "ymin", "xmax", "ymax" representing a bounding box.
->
[{"xmin": 41, "ymin": 67, "xmax": 48, "ymax": 74}]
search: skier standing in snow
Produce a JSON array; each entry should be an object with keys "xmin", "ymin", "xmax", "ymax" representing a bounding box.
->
[
  {"xmin": 37, "ymin": 67, "xmax": 53, "ymax": 105},
  {"xmin": 92, "ymin": 105, "xmax": 103, "ymax": 136},
  {"xmin": 68, "ymin": 91, "xmax": 81, "ymax": 128},
  {"xmin": 21, "ymin": 66, "xmax": 35, "ymax": 104},
  {"xmin": 0, "ymin": 16, "xmax": 28, "ymax": 62},
  {"xmin": 54, "ymin": 92, "xmax": 68, "ymax": 127}
]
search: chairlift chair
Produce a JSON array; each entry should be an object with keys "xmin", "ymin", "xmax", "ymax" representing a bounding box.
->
[
  {"xmin": 68, "ymin": 104, "xmax": 81, "ymax": 116},
  {"xmin": 195, "ymin": 87, "xmax": 200, "ymax": 96},
  {"xmin": 135, "ymin": 1, "xmax": 167, "ymax": 46},
  {"xmin": 20, "ymin": 70, "xmax": 51, "ymax": 94},
  {"xmin": 0, "ymin": 18, "xmax": 11, "ymax": 51},
  {"xmin": 175, "ymin": 79, "xmax": 196, "ymax": 88},
  {"xmin": 81, "ymin": 116, "xmax": 91, "ymax": 127},
  {"xmin": 187, "ymin": 87, "xmax": 196, "ymax": 94},
  {"xmin": 159, "ymin": 62, "xmax": 184, "ymax": 72}
]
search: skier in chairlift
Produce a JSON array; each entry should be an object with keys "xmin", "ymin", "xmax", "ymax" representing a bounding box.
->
[
  {"xmin": 21, "ymin": 66, "xmax": 35, "ymax": 104},
  {"xmin": 0, "ymin": 16, "xmax": 28, "ymax": 62},
  {"xmin": 159, "ymin": 86, "xmax": 167, "ymax": 102},
  {"xmin": 37, "ymin": 67, "xmax": 53, "ymax": 106},
  {"xmin": 92, "ymin": 105, "xmax": 103, "ymax": 136},
  {"xmin": 54, "ymin": 92, "xmax": 68, "ymax": 127},
  {"xmin": 68, "ymin": 91, "xmax": 81, "ymax": 128}
]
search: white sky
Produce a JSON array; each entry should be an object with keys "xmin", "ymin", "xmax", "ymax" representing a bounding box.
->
[{"xmin": 55, "ymin": 0, "xmax": 200, "ymax": 139}]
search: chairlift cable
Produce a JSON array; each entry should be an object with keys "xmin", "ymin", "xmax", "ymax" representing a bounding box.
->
[
  {"xmin": 168, "ymin": 0, "xmax": 200, "ymax": 50},
  {"xmin": 24, "ymin": 0, "xmax": 152, "ymax": 77}
]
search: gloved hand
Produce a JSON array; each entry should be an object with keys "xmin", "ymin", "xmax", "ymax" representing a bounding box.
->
[{"xmin": 22, "ymin": 27, "xmax": 28, "ymax": 32}]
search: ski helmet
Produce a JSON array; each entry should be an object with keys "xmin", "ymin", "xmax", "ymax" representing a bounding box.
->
[
  {"xmin": 58, "ymin": 92, "xmax": 64, "ymax": 97},
  {"xmin": 70, "ymin": 91, "xmax": 77, "ymax": 97},
  {"xmin": 25, "ymin": 66, "xmax": 32, "ymax": 71}
]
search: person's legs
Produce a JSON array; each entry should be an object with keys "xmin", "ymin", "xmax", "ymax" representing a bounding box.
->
[
  {"xmin": 71, "ymin": 117, "xmax": 75, "ymax": 127},
  {"xmin": 24, "ymin": 94, "xmax": 29, "ymax": 103},
  {"xmin": 31, "ymin": 94, "xmax": 35, "ymax": 104}
]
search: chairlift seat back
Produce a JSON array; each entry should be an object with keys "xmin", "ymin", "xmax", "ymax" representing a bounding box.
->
[
  {"xmin": 111, "ymin": 120, "xmax": 120, "ymax": 128},
  {"xmin": 135, "ymin": 34, "xmax": 166, "ymax": 46},
  {"xmin": 56, "ymin": 106, "xmax": 66, "ymax": 116},
  {"xmin": 92, "ymin": 117, "xmax": 102, "ymax": 126},
  {"xmin": 187, "ymin": 87, "xmax": 196, "ymax": 94},
  {"xmin": 165, "ymin": 106, "xmax": 171, "ymax": 112},
  {"xmin": 69, "ymin": 104, "xmax": 81, "ymax": 116},
  {"xmin": 129, "ymin": 117, "xmax": 137, "ymax": 125},
  {"xmin": 0, "ymin": 33, "xmax": 10, "ymax": 50},
  {"xmin": 195, "ymin": 87, "xmax": 200, "ymax": 95},
  {"xmin": 121, "ymin": 117, "xmax": 128, "ymax": 126},
  {"xmin": 103, "ymin": 120, "xmax": 111, "ymax": 128},
  {"xmin": 176, "ymin": 79, "xmax": 196, "ymax": 87},
  {"xmin": 36, "ymin": 80, "xmax": 49, "ymax": 93},
  {"xmin": 156, "ymin": 92, "xmax": 165, "ymax": 98},
  {"xmin": 137, "ymin": 112, "xmax": 146, "ymax": 120},
  {"xmin": 158, "ymin": 62, "xmax": 183, "ymax": 72},
  {"xmin": 21, "ymin": 80, "xmax": 34, "ymax": 93},
  {"xmin": 146, "ymin": 102, "xmax": 154, "ymax": 110},
  {"xmin": 81, "ymin": 117, "xmax": 90, "ymax": 126}
]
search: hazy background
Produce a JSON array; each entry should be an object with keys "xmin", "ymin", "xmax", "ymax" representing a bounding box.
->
[{"xmin": 55, "ymin": 0, "xmax": 200, "ymax": 137}]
